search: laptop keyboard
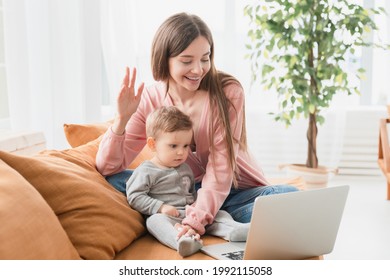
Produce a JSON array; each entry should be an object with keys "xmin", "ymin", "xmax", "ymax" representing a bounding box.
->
[{"xmin": 222, "ymin": 250, "xmax": 244, "ymax": 260}]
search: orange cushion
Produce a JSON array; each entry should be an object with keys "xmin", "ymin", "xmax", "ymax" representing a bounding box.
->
[
  {"xmin": 0, "ymin": 159, "xmax": 80, "ymax": 260},
  {"xmin": 63, "ymin": 121, "xmax": 153, "ymax": 169},
  {"xmin": 0, "ymin": 138, "xmax": 145, "ymax": 260},
  {"xmin": 115, "ymin": 234, "xmax": 223, "ymax": 260},
  {"xmin": 63, "ymin": 121, "xmax": 112, "ymax": 148}
]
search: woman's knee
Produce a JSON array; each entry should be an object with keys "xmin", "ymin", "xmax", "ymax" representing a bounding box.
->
[
  {"xmin": 261, "ymin": 184, "xmax": 299, "ymax": 195},
  {"xmin": 228, "ymin": 204, "xmax": 253, "ymax": 223},
  {"xmin": 222, "ymin": 185, "xmax": 299, "ymax": 222}
]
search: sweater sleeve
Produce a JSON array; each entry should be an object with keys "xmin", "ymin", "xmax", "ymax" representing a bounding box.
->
[
  {"xmin": 95, "ymin": 85, "xmax": 160, "ymax": 176},
  {"xmin": 182, "ymin": 83, "xmax": 245, "ymax": 235},
  {"xmin": 126, "ymin": 165, "xmax": 164, "ymax": 215}
]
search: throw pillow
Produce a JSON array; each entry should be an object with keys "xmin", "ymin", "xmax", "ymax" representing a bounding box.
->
[
  {"xmin": 0, "ymin": 159, "xmax": 80, "ymax": 259},
  {"xmin": 0, "ymin": 138, "xmax": 145, "ymax": 260},
  {"xmin": 63, "ymin": 120, "xmax": 112, "ymax": 148},
  {"xmin": 63, "ymin": 121, "xmax": 153, "ymax": 169}
]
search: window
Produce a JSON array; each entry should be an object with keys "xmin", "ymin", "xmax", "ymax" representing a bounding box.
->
[
  {"xmin": 0, "ymin": 0, "xmax": 9, "ymax": 128},
  {"xmin": 0, "ymin": 0, "xmax": 388, "ymax": 150},
  {"xmin": 371, "ymin": 0, "xmax": 390, "ymax": 105}
]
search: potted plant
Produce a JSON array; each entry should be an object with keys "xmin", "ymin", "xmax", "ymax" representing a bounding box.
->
[{"xmin": 244, "ymin": 0, "xmax": 389, "ymax": 188}]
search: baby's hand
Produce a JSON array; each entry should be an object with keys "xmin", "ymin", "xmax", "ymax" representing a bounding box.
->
[{"xmin": 159, "ymin": 204, "xmax": 179, "ymax": 217}]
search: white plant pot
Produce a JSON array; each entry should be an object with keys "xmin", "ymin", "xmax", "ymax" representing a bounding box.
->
[{"xmin": 279, "ymin": 164, "xmax": 338, "ymax": 189}]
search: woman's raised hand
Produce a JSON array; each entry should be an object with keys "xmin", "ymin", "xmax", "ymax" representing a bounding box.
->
[{"xmin": 112, "ymin": 67, "xmax": 144, "ymax": 135}]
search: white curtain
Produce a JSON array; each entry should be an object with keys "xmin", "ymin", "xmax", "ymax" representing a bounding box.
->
[
  {"xmin": 3, "ymin": 0, "xmax": 243, "ymax": 149},
  {"xmin": 99, "ymin": 0, "xmax": 245, "ymax": 108},
  {"xmin": 3, "ymin": 0, "xmax": 102, "ymax": 149},
  {"xmin": 2, "ymin": 0, "xmax": 351, "ymax": 174}
]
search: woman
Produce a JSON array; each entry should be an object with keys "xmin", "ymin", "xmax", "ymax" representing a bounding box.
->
[{"xmin": 96, "ymin": 12, "xmax": 298, "ymax": 238}]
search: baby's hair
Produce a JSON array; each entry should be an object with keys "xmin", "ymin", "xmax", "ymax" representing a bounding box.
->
[{"xmin": 146, "ymin": 106, "xmax": 193, "ymax": 139}]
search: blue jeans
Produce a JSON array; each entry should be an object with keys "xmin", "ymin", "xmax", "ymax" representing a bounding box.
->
[
  {"xmin": 105, "ymin": 169, "xmax": 134, "ymax": 195},
  {"xmin": 220, "ymin": 185, "xmax": 298, "ymax": 223},
  {"xmin": 107, "ymin": 170, "xmax": 298, "ymax": 223}
]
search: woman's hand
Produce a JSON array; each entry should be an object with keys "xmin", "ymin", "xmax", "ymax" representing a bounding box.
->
[
  {"xmin": 174, "ymin": 223, "xmax": 201, "ymax": 241},
  {"xmin": 112, "ymin": 67, "xmax": 144, "ymax": 135},
  {"xmin": 159, "ymin": 204, "xmax": 180, "ymax": 217}
]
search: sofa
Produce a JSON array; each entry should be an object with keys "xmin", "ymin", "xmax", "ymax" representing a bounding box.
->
[{"xmin": 0, "ymin": 121, "xmax": 310, "ymax": 260}]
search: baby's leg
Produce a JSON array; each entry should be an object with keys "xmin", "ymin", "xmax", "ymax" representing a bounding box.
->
[
  {"xmin": 177, "ymin": 235, "xmax": 203, "ymax": 257},
  {"xmin": 206, "ymin": 210, "xmax": 250, "ymax": 242},
  {"xmin": 146, "ymin": 213, "xmax": 202, "ymax": 257},
  {"xmin": 146, "ymin": 214, "xmax": 180, "ymax": 250}
]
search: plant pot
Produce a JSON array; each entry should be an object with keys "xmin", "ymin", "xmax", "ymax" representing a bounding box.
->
[{"xmin": 279, "ymin": 164, "xmax": 338, "ymax": 189}]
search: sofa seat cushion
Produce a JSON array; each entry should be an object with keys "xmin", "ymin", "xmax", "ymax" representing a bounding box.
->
[
  {"xmin": 0, "ymin": 159, "xmax": 80, "ymax": 259},
  {"xmin": 114, "ymin": 234, "xmax": 225, "ymax": 260},
  {"xmin": 115, "ymin": 233, "xmax": 322, "ymax": 260},
  {"xmin": 0, "ymin": 138, "xmax": 145, "ymax": 260}
]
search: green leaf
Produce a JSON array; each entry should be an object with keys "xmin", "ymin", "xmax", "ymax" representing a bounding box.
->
[
  {"xmin": 277, "ymin": 38, "xmax": 285, "ymax": 49},
  {"xmin": 317, "ymin": 115, "xmax": 325, "ymax": 125},
  {"xmin": 243, "ymin": 0, "xmax": 389, "ymax": 131},
  {"xmin": 335, "ymin": 73, "xmax": 343, "ymax": 85},
  {"xmin": 263, "ymin": 50, "xmax": 270, "ymax": 59},
  {"xmin": 291, "ymin": 95, "xmax": 296, "ymax": 104},
  {"xmin": 262, "ymin": 64, "xmax": 275, "ymax": 76}
]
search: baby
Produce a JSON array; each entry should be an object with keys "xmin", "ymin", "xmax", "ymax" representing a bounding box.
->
[{"xmin": 126, "ymin": 106, "xmax": 248, "ymax": 257}]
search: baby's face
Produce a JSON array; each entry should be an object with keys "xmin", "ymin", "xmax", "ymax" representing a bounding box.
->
[{"xmin": 153, "ymin": 129, "xmax": 193, "ymax": 168}]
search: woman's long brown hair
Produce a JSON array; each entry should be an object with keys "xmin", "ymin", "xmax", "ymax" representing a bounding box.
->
[{"xmin": 151, "ymin": 12, "xmax": 247, "ymax": 186}]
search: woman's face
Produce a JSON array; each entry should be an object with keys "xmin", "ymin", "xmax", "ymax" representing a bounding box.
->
[{"xmin": 168, "ymin": 36, "xmax": 211, "ymax": 93}]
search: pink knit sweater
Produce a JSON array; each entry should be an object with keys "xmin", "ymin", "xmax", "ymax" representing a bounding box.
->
[{"xmin": 95, "ymin": 81, "xmax": 269, "ymax": 234}]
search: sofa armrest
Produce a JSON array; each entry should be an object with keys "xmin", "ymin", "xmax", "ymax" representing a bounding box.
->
[{"xmin": 0, "ymin": 130, "xmax": 46, "ymax": 155}]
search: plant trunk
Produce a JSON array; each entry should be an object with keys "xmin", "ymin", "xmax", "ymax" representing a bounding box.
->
[
  {"xmin": 307, "ymin": 38, "xmax": 318, "ymax": 169},
  {"xmin": 306, "ymin": 113, "xmax": 318, "ymax": 168}
]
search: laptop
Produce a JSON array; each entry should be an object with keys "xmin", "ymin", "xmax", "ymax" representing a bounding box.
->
[{"xmin": 201, "ymin": 185, "xmax": 349, "ymax": 260}]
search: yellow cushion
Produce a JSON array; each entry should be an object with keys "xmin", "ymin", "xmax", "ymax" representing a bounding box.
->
[
  {"xmin": 63, "ymin": 121, "xmax": 153, "ymax": 169},
  {"xmin": 0, "ymin": 138, "xmax": 145, "ymax": 260},
  {"xmin": 0, "ymin": 159, "xmax": 80, "ymax": 259}
]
